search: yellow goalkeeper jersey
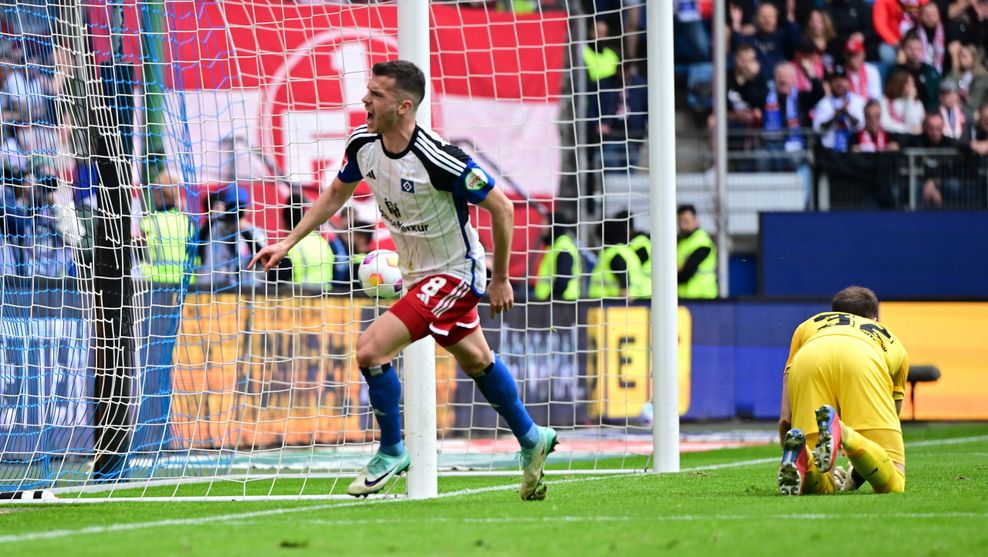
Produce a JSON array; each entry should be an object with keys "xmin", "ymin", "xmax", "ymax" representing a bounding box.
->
[{"xmin": 785, "ymin": 311, "xmax": 909, "ymax": 408}]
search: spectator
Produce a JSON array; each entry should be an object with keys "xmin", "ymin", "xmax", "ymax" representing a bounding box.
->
[
  {"xmin": 826, "ymin": 0, "xmax": 877, "ymax": 60},
  {"xmin": 281, "ymin": 194, "xmax": 335, "ymax": 287},
  {"xmin": 937, "ymin": 78, "xmax": 970, "ymax": 139},
  {"xmin": 851, "ymin": 99, "xmax": 901, "ymax": 152},
  {"xmin": 906, "ymin": 112, "xmax": 961, "ymax": 207},
  {"xmin": 732, "ymin": 2, "xmax": 801, "ymax": 81},
  {"xmin": 138, "ymin": 181, "xmax": 196, "ymax": 286},
  {"xmin": 963, "ymin": 102, "xmax": 988, "ymax": 207},
  {"xmin": 1, "ymin": 173, "xmax": 28, "ymax": 276},
  {"xmin": 728, "ymin": 0, "xmax": 758, "ymax": 37},
  {"xmin": 793, "ymin": 38, "xmax": 829, "ymax": 92},
  {"xmin": 968, "ymin": 102, "xmax": 988, "ymax": 156},
  {"xmin": 946, "ymin": 43, "xmax": 988, "ymax": 111},
  {"xmin": 844, "ymin": 35, "xmax": 884, "ymax": 101},
  {"xmin": 197, "ymin": 185, "xmax": 271, "ymax": 288},
  {"xmin": 802, "ymin": 8, "xmax": 840, "ymax": 69},
  {"xmin": 583, "ymin": 19, "xmax": 620, "ymax": 84},
  {"xmin": 915, "ymin": 2, "xmax": 948, "ymax": 72},
  {"xmin": 339, "ymin": 220, "xmax": 375, "ymax": 291},
  {"xmin": 882, "ymin": 70, "xmax": 927, "ymax": 134},
  {"xmin": 813, "ymin": 65, "xmax": 867, "ymax": 152},
  {"xmin": 937, "ymin": 0, "xmax": 988, "ymax": 50},
  {"xmin": 724, "ymin": 44, "xmax": 768, "ymax": 156},
  {"xmin": 676, "ymin": 204, "xmax": 717, "ymax": 300},
  {"xmin": 674, "ymin": 0, "xmax": 711, "ymax": 64},
  {"xmin": 873, "ymin": 0, "xmax": 927, "ymax": 65},
  {"xmin": 588, "ymin": 62, "xmax": 648, "ymax": 173},
  {"xmin": 762, "ymin": 61, "xmax": 823, "ymax": 165},
  {"xmin": 893, "ymin": 32, "xmax": 942, "ymax": 112},
  {"xmin": 533, "ymin": 222, "xmax": 582, "ymax": 302},
  {"xmin": 23, "ymin": 175, "xmax": 74, "ymax": 279},
  {"xmin": 588, "ymin": 212, "xmax": 649, "ymax": 299}
]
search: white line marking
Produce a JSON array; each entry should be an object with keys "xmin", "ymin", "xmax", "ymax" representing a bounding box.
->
[
  {"xmin": 1, "ymin": 434, "xmax": 985, "ymax": 544},
  {"xmin": 262, "ymin": 511, "xmax": 988, "ymax": 528}
]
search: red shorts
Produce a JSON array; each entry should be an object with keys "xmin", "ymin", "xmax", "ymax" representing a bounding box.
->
[{"xmin": 389, "ymin": 274, "xmax": 482, "ymax": 347}]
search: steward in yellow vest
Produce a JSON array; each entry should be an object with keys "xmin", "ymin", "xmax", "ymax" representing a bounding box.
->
[
  {"xmin": 140, "ymin": 185, "xmax": 196, "ymax": 285},
  {"xmin": 283, "ymin": 198, "xmax": 334, "ymax": 286},
  {"xmin": 583, "ymin": 20, "xmax": 620, "ymax": 83},
  {"xmin": 676, "ymin": 204, "xmax": 718, "ymax": 299},
  {"xmin": 533, "ymin": 224, "xmax": 581, "ymax": 301},
  {"xmin": 588, "ymin": 213, "xmax": 650, "ymax": 299}
]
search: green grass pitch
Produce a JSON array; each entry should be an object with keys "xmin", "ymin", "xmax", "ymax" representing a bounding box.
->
[{"xmin": 2, "ymin": 423, "xmax": 986, "ymax": 557}]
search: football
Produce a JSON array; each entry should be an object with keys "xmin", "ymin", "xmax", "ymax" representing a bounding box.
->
[{"xmin": 357, "ymin": 249, "xmax": 403, "ymax": 299}]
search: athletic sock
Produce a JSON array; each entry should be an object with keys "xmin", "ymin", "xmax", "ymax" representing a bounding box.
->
[
  {"xmin": 842, "ymin": 424, "xmax": 905, "ymax": 493},
  {"xmin": 361, "ymin": 363, "xmax": 405, "ymax": 456},
  {"xmin": 472, "ymin": 355, "xmax": 539, "ymax": 449},
  {"xmin": 801, "ymin": 433, "xmax": 836, "ymax": 495}
]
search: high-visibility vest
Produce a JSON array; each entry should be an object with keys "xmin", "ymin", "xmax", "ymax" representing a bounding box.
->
[
  {"xmin": 629, "ymin": 233, "xmax": 652, "ymax": 298},
  {"xmin": 629, "ymin": 234, "xmax": 651, "ymax": 273},
  {"xmin": 676, "ymin": 228, "xmax": 718, "ymax": 299},
  {"xmin": 583, "ymin": 46, "xmax": 620, "ymax": 83},
  {"xmin": 140, "ymin": 209, "xmax": 193, "ymax": 284},
  {"xmin": 289, "ymin": 233, "xmax": 335, "ymax": 285},
  {"xmin": 589, "ymin": 245, "xmax": 650, "ymax": 299},
  {"xmin": 534, "ymin": 234, "xmax": 581, "ymax": 301}
]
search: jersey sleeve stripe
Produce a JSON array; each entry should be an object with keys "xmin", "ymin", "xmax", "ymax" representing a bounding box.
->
[
  {"xmin": 425, "ymin": 135, "xmax": 469, "ymax": 172},
  {"xmin": 415, "ymin": 135, "xmax": 467, "ymax": 171},
  {"xmin": 414, "ymin": 138, "xmax": 466, "ymax": 176}
]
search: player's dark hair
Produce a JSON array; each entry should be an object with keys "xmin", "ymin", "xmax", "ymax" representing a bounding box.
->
[
  {"xmin": 831, "ymin": 286, "xmax": 879, "ymax": 319},
  {"xmin": 373, "ymin": 60, "xmax": 425, "ymax": 108}
]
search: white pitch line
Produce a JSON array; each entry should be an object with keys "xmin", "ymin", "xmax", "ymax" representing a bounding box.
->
[
  {"xmin": 2, "ymin": 434, "xmax": 986, "ymax": 544},
  {"xmin": 273, "ymin": 511, "xmax": 988, "ymax": 528}
]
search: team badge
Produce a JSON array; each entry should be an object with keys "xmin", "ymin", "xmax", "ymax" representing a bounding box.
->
[
  {"xmin": 465, "ymin": 168, "xmax": 488, "ymax": 191},
  {"xmin": 401, "ymin": 178, "xmax": 415, "ymax": 193}
]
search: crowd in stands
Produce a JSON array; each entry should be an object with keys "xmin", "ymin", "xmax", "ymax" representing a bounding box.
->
[{"xmin": 668, "ymin": 0, "xmax": 988, "ymax": 208}]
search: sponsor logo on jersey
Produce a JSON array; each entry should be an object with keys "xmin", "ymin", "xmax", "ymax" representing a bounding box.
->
[
  {"xmin": 465, "ymin": 168, "xmax": 488, "ymax": 191},
  {"xmin": 401, "ymin": 178, "xmax": 415, "ymax": 193},
  {"xmin": 367, "ymin": 169, "xmax": 376, "ymax": 180},
  {"xmin": 384, "ymin": 198, "xmax": 402, "ymax": 219}
]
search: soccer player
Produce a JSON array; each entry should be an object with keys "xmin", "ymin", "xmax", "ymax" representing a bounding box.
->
[
  {"xmin": 249, "ymin": 60, "xmax": 557, "ymax": 500},
  {"xmin": 776, "ymin": 286, "xmax": 908, "ymax": 495}
]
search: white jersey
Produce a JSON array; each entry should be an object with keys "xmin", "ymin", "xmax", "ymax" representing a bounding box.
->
[{"xmin": 338, "ymin": 125, "xmax": 494, "ymax": 294}]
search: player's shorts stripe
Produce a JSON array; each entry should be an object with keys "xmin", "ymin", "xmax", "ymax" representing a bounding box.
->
[
  {"xmin": 428, "ymin": 323, "xmax": 451, "ymax": 336},
  {"xmin": 414, "ymin": 139, "xmax": 464, "ymax": 176},
  {"xmin": 432, "ymin": 281, "xmax": 469, "ymax": 317},
  {"xmin": 455, "ymin": 316, "xmax": 480, "ymax": 330},
  {"xmin": 433, "ymin": 281, "xmax": 470, "ymax": 317},
  {"xmin": 415, "ymin": 137, "xmax": 466, "ymax": 175}
]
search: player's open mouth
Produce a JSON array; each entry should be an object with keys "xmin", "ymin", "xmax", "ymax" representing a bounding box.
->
[{"xmin": 366, "ymin": 111, "xmax": 374, "ymax": 124}]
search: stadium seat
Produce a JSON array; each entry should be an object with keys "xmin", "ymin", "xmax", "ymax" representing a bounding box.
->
[{"xmin": 907, "ymin": 365, "xmax": 941, "ymax": 421}]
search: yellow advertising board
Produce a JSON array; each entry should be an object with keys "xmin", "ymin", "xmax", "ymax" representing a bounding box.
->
[
  {"xmin": 171, "ymin": 293, "xmax": 457, "ymax": 449},
  {"xmin": 881, "ymin": 302, "xmax": 988, "ymax": 420},
  {"xmin": 588, "ymin": 306, "xmax": 691, "ymax": 420}
]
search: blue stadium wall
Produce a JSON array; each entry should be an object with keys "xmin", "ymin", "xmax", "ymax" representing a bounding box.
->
[{"xmin": 759, "ymin": 211, "xmax": 988, "ymax": 298}]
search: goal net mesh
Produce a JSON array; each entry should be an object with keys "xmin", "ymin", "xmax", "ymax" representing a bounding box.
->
[{"xmin": 0, "ymin": 0, "xmax": 662, "ymax": 500}]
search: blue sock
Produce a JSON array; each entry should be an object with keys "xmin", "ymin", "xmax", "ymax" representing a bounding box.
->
[
  {"xmin": 473, "ymin": 355, "xmax": 539, "ymax": 449},
  {"xmin": 361, "ymin": 363, "xmax": 405, "ymax": 456}
]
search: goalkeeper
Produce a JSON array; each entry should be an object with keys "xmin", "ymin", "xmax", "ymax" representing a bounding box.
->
[
  {"xmin": 251, "ymin": 60, "xmax": 556, "ymax": 500},
  {"xmin": 777, "ymin": 286, "xmax": 909, "ymax": 495}
]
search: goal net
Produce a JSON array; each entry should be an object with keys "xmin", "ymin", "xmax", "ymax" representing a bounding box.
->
[{"xmin": 0, "ymin": 0, "xmax": 667, "ymax": 501}]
